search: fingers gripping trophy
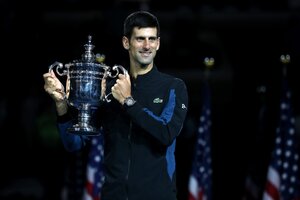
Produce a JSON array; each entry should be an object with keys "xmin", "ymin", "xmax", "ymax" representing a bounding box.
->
[{"xmin": 49, "ymin": 35, "xmax": 128, "ymax": 136}]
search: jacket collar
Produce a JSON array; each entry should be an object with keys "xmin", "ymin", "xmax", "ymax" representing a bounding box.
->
[{"xmin": 133, "ymin": 65, "xmax": 158, "ymax": 83}]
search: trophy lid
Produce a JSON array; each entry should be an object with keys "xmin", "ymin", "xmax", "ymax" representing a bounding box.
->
[{"xmin": 81, "ymin": 35, "xmax": 96, "ymax": 63}]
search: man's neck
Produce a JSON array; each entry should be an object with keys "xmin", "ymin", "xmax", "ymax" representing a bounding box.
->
[{"xmin": 130, "ymin": 63, "xmax": 153, "ymax": 79}]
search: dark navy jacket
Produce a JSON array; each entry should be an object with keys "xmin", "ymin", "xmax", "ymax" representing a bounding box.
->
[{"xmin": 57, "ymin": 65, "xmax": 189, "ymax": 200}]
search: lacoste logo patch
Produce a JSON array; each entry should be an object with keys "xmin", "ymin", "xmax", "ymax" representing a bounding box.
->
[{"xmin": 153, "ymin": 98, "xmax": 163, "ymax": 103}]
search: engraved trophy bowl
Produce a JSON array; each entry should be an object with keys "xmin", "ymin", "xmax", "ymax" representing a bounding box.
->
[{"xmin": 49, "ymin": 35, "xmax": 128, "ymax": 136}]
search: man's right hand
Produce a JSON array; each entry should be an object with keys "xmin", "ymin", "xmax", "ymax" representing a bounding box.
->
[{"xmin": 43, "ymin": 70, "xmax": 68, "ymax": 116}]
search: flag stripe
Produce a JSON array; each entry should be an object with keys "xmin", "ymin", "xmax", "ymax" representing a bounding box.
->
[
  {"xmin": 264, "ymin": 174, "xmax": 280, "ymax": 200},
  {"xmin": 266, "ymin": 166, "xmax": 280, "ymax": 190},
  {"xmin": 188, "ymin": 175, "xmax": 199, "ymax": 198}
]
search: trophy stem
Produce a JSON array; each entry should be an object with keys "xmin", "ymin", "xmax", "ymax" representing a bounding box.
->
[{"xmin": 68, "ymin": 103, "xmax": 100, "ymax": 136}]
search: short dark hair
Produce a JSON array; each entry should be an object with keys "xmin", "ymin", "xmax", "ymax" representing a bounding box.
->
[{"xmin": 123, "ymin": 11, "xmax": 160, "ymax": 39}]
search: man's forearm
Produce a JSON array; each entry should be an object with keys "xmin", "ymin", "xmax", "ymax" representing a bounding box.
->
[{"xmin": 56, "ymin": 101, "xmax": 68, "ymax": 116}]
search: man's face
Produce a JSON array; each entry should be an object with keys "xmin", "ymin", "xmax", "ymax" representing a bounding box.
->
[{"xmin": 126, "ymin": 27, "xmax": 160, "ymax": 68}]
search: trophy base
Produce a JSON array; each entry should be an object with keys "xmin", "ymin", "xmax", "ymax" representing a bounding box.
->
[{"xmin": 68, "ymin": 124, "xmax": 100, "ymax": 136}]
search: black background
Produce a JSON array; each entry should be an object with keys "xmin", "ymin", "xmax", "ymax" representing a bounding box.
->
[{"xmin": 0, "ymin": 0, "xmax": 300, "ymax": 199}]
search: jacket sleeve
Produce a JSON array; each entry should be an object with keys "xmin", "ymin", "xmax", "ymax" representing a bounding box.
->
[
  {"xmin": 125, "ymin": 78, "xmax": 188, "ymax": 146},
  {"xmin": 56, "ymin": 111, "xmax": 89, "ymax": 152}
]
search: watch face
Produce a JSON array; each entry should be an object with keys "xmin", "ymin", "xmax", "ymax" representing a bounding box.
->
[
  {"xmin": 125, "ymin": 97, "xmax": 135, "ymax": 106},
  {"xmin": 127, "ymin": 99, "xmax": 133, "ymax": 105}
]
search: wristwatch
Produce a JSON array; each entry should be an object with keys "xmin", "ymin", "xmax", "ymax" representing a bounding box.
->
[{"xmin": 124, "ymin": 96, "xmax": 136, "ymax": 107}]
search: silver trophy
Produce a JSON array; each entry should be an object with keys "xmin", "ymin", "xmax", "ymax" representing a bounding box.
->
[{"xmin": 49, "ymin": 35, "xmax": 128, "ymax": 136}]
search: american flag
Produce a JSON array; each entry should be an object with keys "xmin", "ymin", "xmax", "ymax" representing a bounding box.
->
[
  {"xmin": 188, "ymin": 81, "xmax": 213, "ymax": 200},
  {"xmin": 262, "ymin": 76, "xmax": 300, "ymax": 200},
  {"xmin": 82, "ymin": 131, "xmax": 105, "ymax": 200}
]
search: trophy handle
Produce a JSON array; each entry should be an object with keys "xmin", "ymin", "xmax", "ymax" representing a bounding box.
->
[
  {"xmin": 48, "ymin": 61, "xmax": 68, "ymax": 76},
  {"xmin": 103, "ymin": 65, "xmax": 129, "ymax": 103},
  {"xmin": 108, "ymin": 65, "xmax": 128, "ymax": 78},
  {"xmin": 48, "ymin": 61, "xmax": 69, "ymax": 101}
]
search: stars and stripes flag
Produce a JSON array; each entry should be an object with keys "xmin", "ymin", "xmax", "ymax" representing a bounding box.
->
[
  {"xmin": 82, "ymin": 131, "xmax": 105, "ymax": 200},
  {"xmin": 188, "ymin": 81, "xmax": 213, "ymax": 200},
  {"xmin": 262, "ymin": 75, "xmax": 300, "ymax": 200}
]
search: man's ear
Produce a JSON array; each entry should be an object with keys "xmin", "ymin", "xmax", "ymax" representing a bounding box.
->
[
  {"xmin": 122, "ymin": 36, "xmax": 129, "ymax": 50},
  {"xmin": 156, "ymin": 37, "xmax": 160, "ymax": 50}
]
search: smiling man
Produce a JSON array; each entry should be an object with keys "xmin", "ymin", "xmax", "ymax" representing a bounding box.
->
[{"xmin": 43, "ymin": 11, "xmax": 189, "ymax": 200}]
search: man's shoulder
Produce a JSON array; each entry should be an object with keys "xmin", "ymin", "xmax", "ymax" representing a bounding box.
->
[
  {"xmin": 159, "ymin": 71, "xmax": 186, "ymax": 84},
  {"xmin": 156, "ymin": 71, "xmax": 187, "ymax": 92},
  {"xmin": 157, "ymin": 70, "xmax": 182, "ymax": 80}
]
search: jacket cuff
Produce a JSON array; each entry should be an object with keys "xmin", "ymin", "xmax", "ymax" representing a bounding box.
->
[{"xmin": 57, "ymin": 112, "xmax": 72, "ymax": 123}]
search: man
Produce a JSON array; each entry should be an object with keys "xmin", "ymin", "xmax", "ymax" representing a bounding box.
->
[{"xmin": 43, "ymin": 10, "xmax": 188, "ymax": 200}]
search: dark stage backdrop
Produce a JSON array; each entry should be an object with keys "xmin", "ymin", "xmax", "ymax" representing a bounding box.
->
[{"xmin": 0, "ymin": 1, "xmax": 299, "ymax": 200}]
